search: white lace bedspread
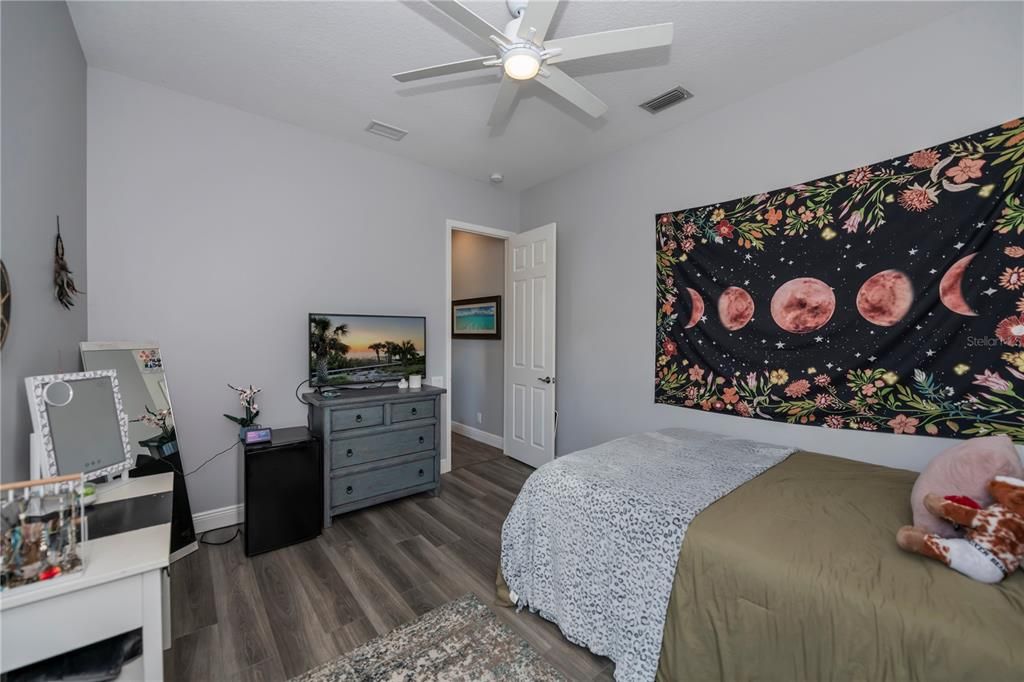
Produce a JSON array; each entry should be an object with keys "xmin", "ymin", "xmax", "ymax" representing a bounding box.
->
[{"xmin": 500, "ymin": 429, "xmax": 794, "ymax": 682}]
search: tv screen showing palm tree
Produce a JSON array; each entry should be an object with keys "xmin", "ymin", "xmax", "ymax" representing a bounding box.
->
[{"xmin": 309, "ymin": 314, "xmax": 426, "ymax": 387}]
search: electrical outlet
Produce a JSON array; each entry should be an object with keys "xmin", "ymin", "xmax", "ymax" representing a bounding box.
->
[
  {"xmin": 430, "ymin": 376, "xmax": 444, "ymax": 388},
  {"xmin": 476, "ymin": 412, "xmax": 483, "ymax": 424}
]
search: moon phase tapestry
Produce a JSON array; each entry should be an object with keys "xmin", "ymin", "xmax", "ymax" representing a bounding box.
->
[{"xmin": 655, "ymin": 117, "xmax": 1024, "ymax": 442}]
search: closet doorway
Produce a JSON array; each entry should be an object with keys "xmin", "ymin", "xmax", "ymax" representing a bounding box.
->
[{"xmin": 444, "ymin": 221, "xmax": 514, "ymax": 472}]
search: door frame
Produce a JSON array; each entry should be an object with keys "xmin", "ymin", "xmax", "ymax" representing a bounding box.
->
[{"xmin": 443, "ymin": 219, "xmax": 518, "ymax": 474}]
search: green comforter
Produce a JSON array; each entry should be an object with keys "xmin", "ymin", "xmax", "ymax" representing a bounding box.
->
[{"xmin": 656, "ymin": 451, "xmax": 1024, "ymax": 681}]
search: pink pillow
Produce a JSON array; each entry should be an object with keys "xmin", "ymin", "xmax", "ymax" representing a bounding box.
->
[{"xmin": 911, "ymin": 435, "xmax": 1024, "ymax": 537}]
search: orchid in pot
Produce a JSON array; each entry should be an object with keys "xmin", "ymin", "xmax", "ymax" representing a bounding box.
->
[
  {"xmin": 224, "ymin": 383, "xmax": 262, "ymax": 440},
  {"xmin": 132, "ymin": 405, "xmax": 178, "ymax": 458}
]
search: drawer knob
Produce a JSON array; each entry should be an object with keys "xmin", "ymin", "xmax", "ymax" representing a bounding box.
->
[
  {"xmin": 418, "ymin": 436, "xmax": 425, "ymax": 444},
  {"xmin": 355, "ymin": 414, "xmax": 363, "ymax": 423},
  {"xmin": 346, "ymin": 485, "xmax": 353, "ymax": 495},
  {"xmin": 418, "ymin": 468, "xmax": 425, "ymax": 477},
  {"xmin": 346, "ymin": 448, "xmax": 354, "ymax": 458},
  {"xmin": 411, "ymin": 407, "xmax": 417, "ymax": 415}
]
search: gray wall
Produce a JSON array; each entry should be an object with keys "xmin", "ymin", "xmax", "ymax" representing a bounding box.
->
[
  {"xmin": 451, "ymin": 230, "xmax": 504, "ymax": 437},
  {"xmin": 1, "ymin": 1, "xmax": 87, "ymax": 479},
  {"xmin": 86, "ymin": 69, "xmax": 519, "ymax": 514},
  {"xmin": 519, "ymin": 3, "xmax": 1024, "ymax": 472}
]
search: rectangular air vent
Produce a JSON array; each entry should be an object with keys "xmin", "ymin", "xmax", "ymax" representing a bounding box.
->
[
  {"xmin": 365, "ymin": 120, "xmax": 408, "ymax": 141},
  {"xmin": 639, "ymin": 86, "xmax": 693, "ymax": 114}
]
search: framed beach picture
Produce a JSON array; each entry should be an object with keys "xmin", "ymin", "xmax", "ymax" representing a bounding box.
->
[{"xmin": 452, "ymin": 296, "xmax": 502, "ymax": 340}]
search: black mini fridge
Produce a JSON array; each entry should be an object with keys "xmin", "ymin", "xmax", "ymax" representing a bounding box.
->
[{"xmin": 243, "ymin": 426, "xmax": 321, "ymax": 556}]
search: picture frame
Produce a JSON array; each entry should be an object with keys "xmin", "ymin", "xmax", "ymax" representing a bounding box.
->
[{"xmin": 452, "ymin": 296, "xmax": 502, "ymax": 340}]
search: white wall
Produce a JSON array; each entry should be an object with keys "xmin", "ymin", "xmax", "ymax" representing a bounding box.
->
[
  {"xmin": 1, "ymin": 1, "xmax": 87, "ymax": 479},
  {"xmin": 519, "ymin": 3, "xmax": 1024, "ymax": 471},
  {"xmin": 451, "ymin": 230, "xmax": 504, "ymax": 437},
  {"xmin": 87, "ymin": 69, "xmax": 518, "ymax": 514}
]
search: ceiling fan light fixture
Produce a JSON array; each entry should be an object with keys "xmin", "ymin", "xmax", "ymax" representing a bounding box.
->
[
  {"xmin": 502, "ymin": 45, "xmax": 541, "ymax": 80},
  {"xmin": 395, "ymin": 0, "xmax": 676, "ymax": 126}
]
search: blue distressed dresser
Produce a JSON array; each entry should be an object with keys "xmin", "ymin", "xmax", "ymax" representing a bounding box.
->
[{"xmin": 306, "ymin": 385, "xmax": 445, "ymax": 527}]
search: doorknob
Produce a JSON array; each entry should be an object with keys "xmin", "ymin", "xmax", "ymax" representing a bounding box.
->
[{"xmin": 538, "ymin": 376, "xmax": 555, "ymax": 384}]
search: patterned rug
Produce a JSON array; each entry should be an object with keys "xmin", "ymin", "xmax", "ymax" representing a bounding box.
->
[{"xmin": 291, "ymin": 594, "xmax": 564, "ymax": 681}]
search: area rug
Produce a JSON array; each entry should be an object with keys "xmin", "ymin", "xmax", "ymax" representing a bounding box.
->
[{"xmin": 291, "ymin": 594, "xmax": 564, "ymax": 681}]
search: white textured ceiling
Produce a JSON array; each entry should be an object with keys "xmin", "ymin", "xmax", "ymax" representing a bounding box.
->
[{"xmin": 69, "ymin": 1, "xmax": 966, "ymax": 191}]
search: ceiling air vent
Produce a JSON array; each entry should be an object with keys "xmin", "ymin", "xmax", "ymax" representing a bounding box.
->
[
  {"xmin": 365, "ymin": 120, "xmax": 408, "ymax": 141},
  {"xmin": 639, "ymin": 86, "xmax": 693, "ymax": 114}
]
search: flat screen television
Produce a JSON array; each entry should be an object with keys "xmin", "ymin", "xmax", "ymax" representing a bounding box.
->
[{"xmin": 309, "ymin": 313, "xmax": 426, "ymax": 388}]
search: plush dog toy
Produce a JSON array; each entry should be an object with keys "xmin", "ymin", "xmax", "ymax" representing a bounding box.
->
[{"xmin": 897, "ymin": 476, "xmax": 1024, "ymax": 583}]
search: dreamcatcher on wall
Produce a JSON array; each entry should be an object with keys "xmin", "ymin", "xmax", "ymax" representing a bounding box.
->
[
  {"xmin": 655, "ymin": 117, "xmax": 1024, "ymax": 442},
  {"xmin": 54, "ymin": 216, "xmax": 83, "ymax": 310}
]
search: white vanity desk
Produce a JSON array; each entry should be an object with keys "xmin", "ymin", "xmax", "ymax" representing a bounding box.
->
[{"xmin": 0, "ymin": 473, "xmax": 173, "ymax": 680}]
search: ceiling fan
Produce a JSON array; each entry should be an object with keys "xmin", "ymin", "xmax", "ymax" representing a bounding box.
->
[{"xmin": 393, "ymin": 0, "xmax": 674, "ymax": 126}]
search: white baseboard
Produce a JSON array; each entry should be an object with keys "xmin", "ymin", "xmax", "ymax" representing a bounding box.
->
[
  {"xmin": 192, "ymin": 503, "xmax": 244, "ymax": 534},
  {"xmin": 451, "ymin": 421, "xmax": 504, "ymax": 450}
]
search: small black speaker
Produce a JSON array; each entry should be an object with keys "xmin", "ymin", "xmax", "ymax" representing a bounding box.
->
[{"xmin": 243, "ymin": 427, "xmax": 321, "ymax": 556}]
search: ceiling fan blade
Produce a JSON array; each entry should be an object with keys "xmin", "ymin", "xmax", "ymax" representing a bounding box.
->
[
  {"xmin": 393, "ymin": 57, "xmax": 496, "ymax": 83},
  {"xmin": 430, "ymin": 0, "xmax": 510, "ymax": 47},
  {"xmin": 545, "ymin": 23, "xmax": 673, "ymax": 65},
  {"xmin": 488, "ymin": 77, "xmax": 520, "ymax": 127},
  {"xmin": 535, "ymin": 65, "xmax": 607, "ymax": 118},
  {"xmin": 517, "ymin": 0, "xmax": 559, "ymax": 44}
]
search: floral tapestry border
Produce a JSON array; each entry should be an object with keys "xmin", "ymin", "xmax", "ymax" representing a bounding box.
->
[{"xmin": 655, "ymin": 117, "xmax": 1024, "ymax": 441}]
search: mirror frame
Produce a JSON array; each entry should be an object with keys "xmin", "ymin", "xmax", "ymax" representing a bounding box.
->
[
  {"xmin": 25, "ymin": 369, "xmax": 134, "ymax": 481},
  {"xmin": 80, "ymin": 340, "xmax": 177, "ymax": 459}
]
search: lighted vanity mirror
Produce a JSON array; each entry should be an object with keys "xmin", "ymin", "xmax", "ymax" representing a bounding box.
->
[{"xmin": 25, "ymin": 370, "xmax": 134, "ymax": 481}]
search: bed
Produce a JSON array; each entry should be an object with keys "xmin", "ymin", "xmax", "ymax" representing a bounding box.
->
[{"xmin": 497, "ymin": 430, "xmax": 1024, "ymax": 682}]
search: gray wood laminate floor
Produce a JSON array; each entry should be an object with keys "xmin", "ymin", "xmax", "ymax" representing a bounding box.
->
[
  {"xmin": 166, "ymin": 439, "xmax": 614, "ymax": 681},
  {"xmin": 450, "ymin": 431, "xmax": 503, "ymax": 470}
]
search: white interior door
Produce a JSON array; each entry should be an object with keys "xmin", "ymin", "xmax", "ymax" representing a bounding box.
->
[{"xmin": 505, "ymin": 223, "xmax": 556, "ymax": 468}]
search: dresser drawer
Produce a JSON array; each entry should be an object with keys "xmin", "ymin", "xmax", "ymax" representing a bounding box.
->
[
  {"xmin": 330, "ymin": 405, "xmax": 384, "ymax": 431},
  {"xmin": 392, "ymin": 399, "xmax": 434, "ymax": 423},
  {"xmin": 331, "ymin": 425, "xmax": 434, "ymax": 469},
  {"xmin": 332, "ymin": 456, "xmax": 436, "ymax": 506}
]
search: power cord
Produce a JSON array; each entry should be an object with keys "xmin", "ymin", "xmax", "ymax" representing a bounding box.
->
[
  {"xmin": 183, "ymin": 440, "xmax": 240, "ymax": 477},
  {"xmin": 295, "ymin": 377, "xmax": 311, "ymax": 405},
  {"xmin": 199, "ymin": 527, "xmax": 242, "ymax": 546},
  {"xmin": 152, "ymin": 439, "xmax": 240, "ymax": 479}
]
